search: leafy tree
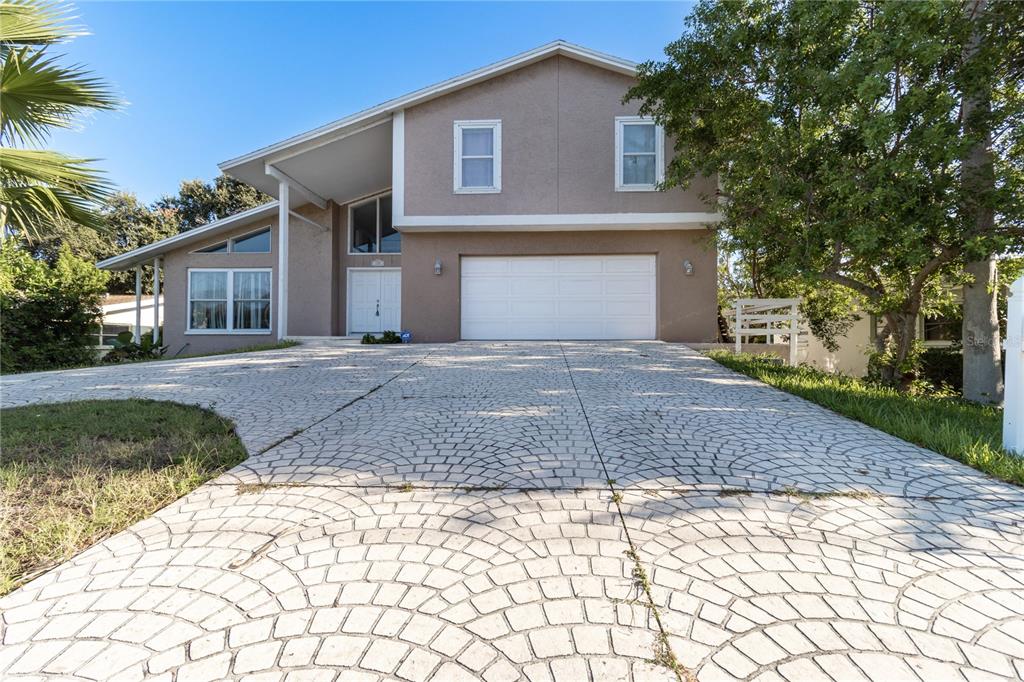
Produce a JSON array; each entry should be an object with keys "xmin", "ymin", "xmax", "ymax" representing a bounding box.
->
[
  {"xmin": 155, "ymin": 174, "xmax": 270, "ymax": 232},
  {"xmin": 21, "ymin": 192, "xmax": 178, "ymax": 293},
  {"xmin": 629, "ymin": 0, "xmax": 1024, "ymax": 389},
  {"xmin": 0, "ymin": 238, "xmax": 107, "ymax": 372},
  {"xmin": 0, "ymin": 0, "xmax": 120, "ymax": 239}
]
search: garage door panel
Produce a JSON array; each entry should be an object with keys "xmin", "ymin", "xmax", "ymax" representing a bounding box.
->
[
  {"xmin": 462, "ymin": 278, "xmax": 510, "ymax": 299},
  {"xmin": 510, "ymin": 258, "xmax": 557, "ymax": 274},
  {"xmin": 461, "ymin": 255, "xmax": 656, "ymax": 340},
  {"xmin": 610, "ymin": 278, "xmax": 654, "ymax": 295},
  {"xmin": 510, "ymin": 278, "xmax": 557, "ymax": 297},
  {"xmin": 462, "ymin": 258, "xmax": 509, "ymax": 275},
  {"xmin": 605, "ymin": 300, "xmax": 652, "ymax": 316},
  {"xmin": 558, "ymin": 299, "xmax": 604, "ymax": 316},
  {"xmin": 510, "ymin": 300, "xmax": 557, "ymax": 316},
  {"xmin": 463, "ymin": 300, "xmax": 510, "ymax": 317},
  {"xmin": 605, "ymin": 257, "xmax": 656, "ymax": 273},
  {"xmin": 558, "ymin": 278, "xmax": 604, "ymax": 296},
  {"xmin": 558, "ymin": 258, "xmax": 604, "ymax": 274}
]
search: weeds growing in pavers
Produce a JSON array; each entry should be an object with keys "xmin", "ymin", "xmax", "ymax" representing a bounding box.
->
[
  {"xmin": 779, "ymin": 486, "xmax": 875, "ymax": 501},
  {"xmin": 1, "ymin": 400, "xmax": 246, "ymax": 596},
  {"xmin": 707, "ymin": 351, "xmax": 1022, "ymax": 487},
  {"xmin": 623, "ymin": 547, "xmax": 694, "ymax": 682}
]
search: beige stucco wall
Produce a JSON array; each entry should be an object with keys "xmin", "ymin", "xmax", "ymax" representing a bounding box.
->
[
  {"xmin": 399, "ymin": 229, "xmax": 717, "ymax": 343},
  {"xmin": 403, "ymin": 56, "xmax": 716, "ymax": 216},
  {"xmin": 160, "ymin": 203, "xmax": 333, "ymax": 356}
]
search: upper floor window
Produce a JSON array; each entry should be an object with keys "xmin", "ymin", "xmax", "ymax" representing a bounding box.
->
[
  {"xmin": 615, "ymin": 116, "xmax": 664, "ymax": 192},
  {"xmin": 454, "ymin": 120, "xmax": 501, "ymax": 194},
  {"xmin": 350, "ymin": 193, "xmax": 398, "ymax": 254},
  {"xmin": 195, "ymin": 227, "xmax": 271, "ymax": 254}
]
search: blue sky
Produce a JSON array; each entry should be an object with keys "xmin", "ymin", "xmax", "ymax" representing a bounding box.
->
[{"xmin": 51, "ymin": 2, "xmax": 692, "ymax": 203}]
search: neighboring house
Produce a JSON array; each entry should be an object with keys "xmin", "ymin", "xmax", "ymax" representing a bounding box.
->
[
  {"xmin": 97, "ymin": 41, "xmax": 722, "ymax": 355},
  {"xmin": 96, "ymin": 294, "xmax": 163, "ymax": 348},
  {"xmin": 802, "ymin": 307, "xmax": 962, "ymax": 376}
]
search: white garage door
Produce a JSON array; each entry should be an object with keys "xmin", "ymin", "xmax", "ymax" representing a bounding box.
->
[{"xmin": 461, "ymin": 255, "xmax": 656, "ymax": 340}]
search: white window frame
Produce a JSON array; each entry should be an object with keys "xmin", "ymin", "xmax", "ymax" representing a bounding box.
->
[
  {"xmin": 347, "ymin": 192, "xmax": 398, "ymax": 256},
  {"xmin": 192, "ymin": 225, "xmax": 272, "ymax": 254},
  {"xmin": 615, "ymin": 116, "xmax": 665, "ymax": 192},
  {"xmin": 453, "ymin": 120, "xmax": 501, "ymax": 194},
  {"xmin": 186, "ymin": 268, "xmax": 272, "ymax": 335}
]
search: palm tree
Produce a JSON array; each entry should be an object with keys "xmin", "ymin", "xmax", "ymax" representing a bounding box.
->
[{"xmin": 0, "ymin": 0, "xmax": 120, "ymax": 241}]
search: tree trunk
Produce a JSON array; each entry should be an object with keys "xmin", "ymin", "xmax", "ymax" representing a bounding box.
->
[
  {"xmin": 877, "ymin": 310, "xmax": 920, "ymax": 391},
  {"xmin": 961, "ymin": 0, "xmax": 1004, "ymax": 403},
  {"xmin": 963, "ymin": 257, "xmax": 1003, "ymax": 402}
]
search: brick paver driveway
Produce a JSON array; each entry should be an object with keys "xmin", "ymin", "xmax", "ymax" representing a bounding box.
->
[{"xmin": 2, "ymin": 341, "xmax": 1023, "ymax": 682}]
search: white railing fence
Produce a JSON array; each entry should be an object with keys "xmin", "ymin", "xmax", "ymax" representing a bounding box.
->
[
  {"xmin": 1005, "ymin": 276, "xmax": 1023, "ymax": 456},
  {"xmin": 732, "ymin": 298, "xmax": 802, "ymax": 366}
]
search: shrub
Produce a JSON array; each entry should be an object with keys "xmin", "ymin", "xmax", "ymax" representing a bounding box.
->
[
  {"xmin": 102, "ymin": 330, "xmax": 166, "ymax": 363},
  {"xmin": 360, "ymin": 330, "xmax": 402, "ymax": 344},
  {"xmin": 919, "ymin": 346, "xmax": 963, "ymax": 393},
  {"xmin": 0, "ymin": 239, "xmax": 108, "ymax": 373}
]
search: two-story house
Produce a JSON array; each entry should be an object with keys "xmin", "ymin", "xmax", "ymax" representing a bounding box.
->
[{"xmin": 98, "ymin": 41, "xmax": 722, "ymax": 355}]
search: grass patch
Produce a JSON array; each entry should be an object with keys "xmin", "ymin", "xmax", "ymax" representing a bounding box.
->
[
  {"xmin": 707, "ymin": 351, "xmax": 1022, "ymax": 487},
  {"xmin": 0, "ymin": 400, "xmax": 247, "ymax": 595},
  {"xmin": 173, "ymin": 340, "xmax": 299, "ymax": 360}
]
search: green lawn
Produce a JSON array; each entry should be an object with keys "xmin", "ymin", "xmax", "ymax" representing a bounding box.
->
[
  {"xmin": 706, "ymin": 351, "xmax": 1022, "ymax": 487},
  {"xmin": 0, "ymin": 400, "xmax": 247, "ymax": 595}
]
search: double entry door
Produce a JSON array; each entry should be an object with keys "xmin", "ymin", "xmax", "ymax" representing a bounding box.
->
[{"xmin": 348, "ymin": 269, "xmax": 401, "ymax": 334}]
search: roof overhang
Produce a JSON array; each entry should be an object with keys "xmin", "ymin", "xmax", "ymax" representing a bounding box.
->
[
  {"xmin": 96, "ymin": 202, "xmax": 279, "ymax": 271},
  {"xmin": 219, "ymin": 41, "xmax": 638, "ymax": 206}
]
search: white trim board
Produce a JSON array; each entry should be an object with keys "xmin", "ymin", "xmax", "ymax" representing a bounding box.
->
[
  {"xmin": 395, "ymin": 212, "xmax": 723, "ymax": 231},
  {"xmin": 219, "ymin": 41, "xmax": 637, "ymax": 173}
]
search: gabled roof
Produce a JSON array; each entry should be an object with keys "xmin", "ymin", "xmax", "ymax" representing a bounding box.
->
[
  {"xmin": 219, "ymin": 40, "xmax": 638, "ymax": 174},
  {"xmin": 96, "ymin": 201, "xmax": 278, "ymax": 271}
]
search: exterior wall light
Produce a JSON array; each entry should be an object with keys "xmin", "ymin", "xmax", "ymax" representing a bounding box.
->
[
  {"xmin": 434, "ymin": 257, "xmax": 443, "ymax": 275},
  {"xmin": 683, "ymin": 259, "xmax": 694, "ymax": 276}
]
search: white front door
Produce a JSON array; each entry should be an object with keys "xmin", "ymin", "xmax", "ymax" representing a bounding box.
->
[
  {"xmin": 348, "ymin": 269, "xmax": 401, "ymax": 334},
  {"xmin": 461, "ymin": 256, "xmax": 656, "ymax": 340}
]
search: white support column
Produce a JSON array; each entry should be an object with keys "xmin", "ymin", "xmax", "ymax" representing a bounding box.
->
[
  {"xmin": 277, "ymin": 181, "xmax": 290, "ymax": 340},
  {"xmin": 152, "ymin": 258, "xmax": 161, "ymax": 344},
  {"xmin": 134, "ymin": 265, "xmax": 142, "ymax": 344},
  {"xmin": 735, "ymin": 303, "xmax": 742, "ymax": 354},
  {"xmin": 1004, "ymin": 276, "xmax": 1023, "ymax": 455},
  {"xmin": 392, "ymin": 110, "xmax": 405, "ymax": 223},
  {"xmin": 789, "ymin": 301, "xmax": 799, "ymax": 366}
]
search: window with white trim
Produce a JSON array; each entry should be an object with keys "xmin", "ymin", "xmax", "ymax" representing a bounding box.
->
[
  {"xmin": 454, "ymin": 120, "xmax": 501, "ymax": 193},
  {"xmin": 615, "ymin": 116, "xmax": 664, "ymax": 191},
  {"xmin": 188, "ymin": 269, "xmax": 271, "ymax": 333}
]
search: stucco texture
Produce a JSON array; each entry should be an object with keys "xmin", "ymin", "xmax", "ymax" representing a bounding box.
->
[
  {"xmin": 403, "ymin": 56, "xmax": 717, "ymax": 216},
  {"xmin": 400, "ymin": 229, "xmax": 718, "ymax": 343}
]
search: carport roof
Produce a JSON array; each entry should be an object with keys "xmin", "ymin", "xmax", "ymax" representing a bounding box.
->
[{"xmin": 96, "ymin": 201, "xmax": 279, "ymax": 271}]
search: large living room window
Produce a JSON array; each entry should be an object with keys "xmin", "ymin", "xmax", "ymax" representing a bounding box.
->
[
  {"xmin": 615, "ymin": 116, "xmax": 664, "ymax": 191},
  {"xmin": 454, "ymin": 120, "xmax": 501, "ymax": 194},
  {"xmin": 349, "ymin": 193, "xmax": 397, "ymax": 254},
  {"xmin": 188, "ymin": 269, "xmax": 271, "ymax": 333}
]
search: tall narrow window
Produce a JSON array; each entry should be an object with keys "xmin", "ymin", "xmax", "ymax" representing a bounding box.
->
[
  {"xmin": 189, "ymin": 271, "xmax": 228, "ymax": 330},
  {"xmin": 233, "ymin": 271, "xmax": 271, "ymax": 330},
  {"xmin": 349, "ymin": 193, "xmax": 399, "ymax": 254},
  {"xmin": 615, "ymin": 116, "xmax": 664, "ymax": 191},
  {"xmin": 454, "ymin": 120, "xmax": 501, "ymax": 193}
]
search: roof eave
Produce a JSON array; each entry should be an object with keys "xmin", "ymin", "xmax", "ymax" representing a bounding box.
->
[{"xmin": 97, "ymin": 201, "xmax": 279, "ymax": 271}]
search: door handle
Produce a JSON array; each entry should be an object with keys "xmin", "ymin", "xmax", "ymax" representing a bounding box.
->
[{"xmin": 376, "ymin": 300, "xmax": 380, "ymax": 317}]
